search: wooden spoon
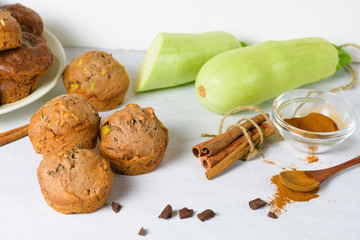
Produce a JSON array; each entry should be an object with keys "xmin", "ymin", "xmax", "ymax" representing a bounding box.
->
[{"xmin": 279, "ymin": 155, "xmax": 360, "ymax": 192}]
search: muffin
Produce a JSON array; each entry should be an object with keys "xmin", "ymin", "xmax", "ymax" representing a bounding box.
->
[
  {"xmin": 0, "ymin": 10, "xmax": 22, "ymax": 51},
  {"xmin": 28, "ymin": 94, "xmax": 100, "ymax": 154},
  {"xmin": 0, "ymin": 32, "xmax": 53, "ymax": 104},
  {"xmin": 37, "ymin": 149, "xmax": 114, "ymax": 214},
  {"xmin": 0, "ymin": 3, "xmax": 43, "ymax": 36},
  {"xmin": 63, "ymin": 50, "xmax": 130, "ymax": 112},
  {"xmin": 99, "ymin": 104, "xmax": 169, "ymax": 175}
]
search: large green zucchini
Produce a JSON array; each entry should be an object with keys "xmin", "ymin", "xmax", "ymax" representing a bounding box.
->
[
  {"xmin": 135, "ymin": 31, "xmax": 241, "ymax": 92},
  {"xmin": 195, "ymin": 37, "xmax": 352, "ymax": 114}
]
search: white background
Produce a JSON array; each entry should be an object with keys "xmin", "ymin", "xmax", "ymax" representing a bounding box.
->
[
  {"xmin": 1, "ymin": 0, "xmax": 360, "ymax": 239},
  {"xmin": 3, "ymin": 0, "xmax": 360, "ymax": 51}
]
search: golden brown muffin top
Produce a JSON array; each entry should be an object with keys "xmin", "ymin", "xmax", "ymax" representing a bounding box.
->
[
  {"xmin": 63, "ymin": 51, "xmax": 129, "ymax": 103},
  {"xmin": 38, "ymin": 149, "xmax": 113, "ymax": 202},
  {"xmin": 0, "ymin": 32, "xmax": 53, "ymax": 81},
  {"xmin": 0, "ymin": 10, "xmax": 22, "ymax": 50},
  {"xmin": 0, "ymin": 3, "xmax": 43, "ymax": 36},
  {"xmin": 30, "ymin": 94, "xmax": 100, "ymax": 136},
  {"xmin": 100, "ymin": 103, "xmax": 168, "ymax": 160}
]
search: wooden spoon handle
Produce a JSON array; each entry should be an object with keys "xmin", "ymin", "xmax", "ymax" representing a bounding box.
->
[{"xmin": 309, "ymin": 155, "xmax": 360, "ymax": 183}]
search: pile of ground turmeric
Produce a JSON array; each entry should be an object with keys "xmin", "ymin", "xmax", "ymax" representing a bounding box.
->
[{"xmin": 269, "ymin": 175, "xmax": 319, "ymax": 214}]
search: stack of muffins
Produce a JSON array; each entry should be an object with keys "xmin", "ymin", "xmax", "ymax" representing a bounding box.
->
[
  {"xmin": 29, "ymin": 94, "xmax": 169, "ymax": 214},
  {"xmin": 0, "ymin": 3, "xmax": 53, "ymax": 105}
]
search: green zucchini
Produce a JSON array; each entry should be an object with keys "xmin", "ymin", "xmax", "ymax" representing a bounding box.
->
[
  {"xmin": 195, "ymin": 37, "xmax": 352, "ymax": 114},
  {"xmin": 135, "ymin": 31, "xmax": 241, "ymax": 92}
]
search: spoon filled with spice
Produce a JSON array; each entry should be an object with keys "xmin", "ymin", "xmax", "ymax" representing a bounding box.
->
[{"xmin": 279, "ymin": 155, "xmax": 360, "ymax": 192}]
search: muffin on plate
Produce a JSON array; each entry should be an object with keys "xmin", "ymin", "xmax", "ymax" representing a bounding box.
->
[
  {"xmin": 0, "ymin": 3, "xmax": 43, "ymax": 36},
  {"xmin": 99, "ymin": 103, "xmax": 168, "ymax": 175},
  {"xmin": 28, "ymin": 94, "xmax": 100, "ymax": 154},
  {"xmin": 37, "ymin": 149, "xmax": 114, "ymax": 214},
  {"xmin": 0, "ymin": 32, "xmax": 53, "ymax": 104},
  {"xmin": 62, "ymin": 50, "xmax": 130, "ymax": 112},
  {"xmin": 0, "ymin": 9, "xmax": 22, "ymax": 51}
]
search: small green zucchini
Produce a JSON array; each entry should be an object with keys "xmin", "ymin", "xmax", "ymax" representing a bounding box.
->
[
  {"xmin": 135, "ymin": 31, "xmax": 241, "ymax": 92},
  {"xmin": 195, "ymin": 37, "xmax": 352, "ymax": 114}
]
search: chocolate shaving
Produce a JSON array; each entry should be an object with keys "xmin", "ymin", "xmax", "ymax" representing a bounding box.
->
[
  {"xmin": 158, "ymin": 204, "xmax": 173, "ymax": 219},
  {"xmin": 197, "ymin": 209, "xmax": 215, "ymax": 222},
  {"xmin": 249, "ymin": 198, "xmax": 267, "ymax": 210},
  {"xmin": 179, "ymin": 207, "xmax": 194, "ymax": 219},
  {"xmin": 111, "ymin": 202, "xmax": 122, "ymax": 213},
  {"xmin": 268, "ymin": 211, "xmax": 278, "ymax": 219},
  {"xmin": 138, "ymin": 227, "xmax": 146, "ymax": 236}
]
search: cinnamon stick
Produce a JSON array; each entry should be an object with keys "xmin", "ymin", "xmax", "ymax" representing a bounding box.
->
[
  {"xmin": 201, "ymin": 123, "xmax": 270, "ymax": 170},
  {"xmin": 205, "ymin": 126, "xmax": 274, "ymax": 180},
  {"xmin": 0, "ymin": 124, "xmax": 29, "ymax": 146},
  {"xmin": 192, "ymin": 114, "xmax": 268, "ymax": 158}
]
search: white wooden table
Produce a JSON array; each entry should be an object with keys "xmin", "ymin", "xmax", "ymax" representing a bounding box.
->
[{"xmin": 1, "ymin": 47, "xmax": 359, "ymax": 240}]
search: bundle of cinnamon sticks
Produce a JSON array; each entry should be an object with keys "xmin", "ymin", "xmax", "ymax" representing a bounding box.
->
[{"xmin": 192, "ymin": 114, "xmax": 275, "ymax": 180}]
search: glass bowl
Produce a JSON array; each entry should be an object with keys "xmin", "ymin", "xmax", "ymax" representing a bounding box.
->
[{"xmin": 272, "ymin": 89, "xmax": 357, "ymax": 153}]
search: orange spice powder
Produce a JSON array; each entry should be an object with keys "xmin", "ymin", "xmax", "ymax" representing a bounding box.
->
[
  {"xmin": 284, "ymin": 112, "xmax": 339, "ymax": 132},
  {"xmin": 305, "ymin": 154, "xmax": 319, "ymax": 164},
  {"xmin": 262, "ymin": 154, "xmax": 297, "ymax": 171},
  {"xmin": 269, "ymin": 175, "xmax": 319, "ymax": 214},
  {"xmin": 261, "ymin": 154, "xmax": 287, "ymax": 170},
  {"xmin": 262, "ymin": 154, "xmax": 276, "ymax": 166}
]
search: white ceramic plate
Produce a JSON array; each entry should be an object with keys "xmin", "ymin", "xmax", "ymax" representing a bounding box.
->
[{"xmin": 0, "ymin": 29, "xmax": 66, "ymax": 115}]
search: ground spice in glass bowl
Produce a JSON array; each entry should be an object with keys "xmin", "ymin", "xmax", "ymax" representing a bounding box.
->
[
  {"xmin": 283, "ymin": 112, "xmax": 339, "ymax": 133},
  {"xmin": 272, "ymin": 89, "xmax": 356, "ymax": 153}
]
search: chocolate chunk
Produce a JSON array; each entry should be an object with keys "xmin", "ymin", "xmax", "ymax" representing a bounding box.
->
[
  {"xmin": 249, "ymin": 198, "xmax": 267, "ymax": 210},
  {"xmin": 158, "ymin": 204, "xmax": 173, "ymax": 219},
  {"xmin": 179, "ymin": 207, "xmax": 194, "ymax": 219},
  {"xmin": 111, "ymin": 202, "xmax": 122, "ymax": 213},
  {"xmin": 138, "ymin": 227, "xmax": 146, "ymax": 236},
  {"xmin": 197, "ymin": 209, "xmax": 215, "ymax": 222},
  {"xmin": 268, "ymin": 211, "xmax": 278, "ymax": 219}
]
